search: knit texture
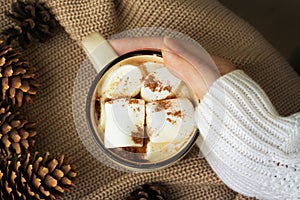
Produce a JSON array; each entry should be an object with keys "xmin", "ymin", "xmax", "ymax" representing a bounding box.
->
[
  {"xmin": 1, "ymin": 0, "xmax": 300, "ymax": 199},
  {"xmin": 196, "ymin": 70, "xmax": 300, "ymax": 199}
]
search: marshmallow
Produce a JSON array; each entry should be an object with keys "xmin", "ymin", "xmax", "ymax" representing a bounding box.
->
[
  {"xmin": 142, "ymin": 61, "xmax": 164, "ymax": 74},
  {"xmin": 141, "ymin": 68, "xmax": 181, "ymax": 102},
  {"xmin": 174, "ymin": 82, "xmax": 193, "ymax": 99},
  {"xmin": 146, "ymin": 98, "xmax": 196, "ymax": 143},
  {"xmin": 104, "ymin": 98, "xmax": 145, "ymax": 148},
  {"xmin": 144, "ymin": 142, "xmax": 175, "ymax": 162},
  {"xmin": 100, "ymin": 64, "xmax": 143, "ymax": 99}
]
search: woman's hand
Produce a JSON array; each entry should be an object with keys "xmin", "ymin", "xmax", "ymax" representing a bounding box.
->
[{"xmin": 109, "ymin": 36, "xmax": 235, "ymax": 99}]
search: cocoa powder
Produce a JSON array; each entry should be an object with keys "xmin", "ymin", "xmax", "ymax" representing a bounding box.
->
[
  {"xmin": 154, "ymin": 100, "xmax": 172, "ymax": 112},
  {"xmin": 144, "ymin": 74, "xmax": 160, "ymax": 92},
  {"xmin": 131, "ymin": 125, "xmax": 144, "ymax": 144},
  {"xmin": 128, "ymin": 99, "xmax": 139, "ymax": 104},
  {"xmin": 166, "ymin": 117, "xmax": 176, "ymax": 124},
  {"xmin": 123, "ymin": 137, "xmax": 150, "ymax": 155},
  {"xmin": 167, "ymin": 110, "xmax": 182, "ymax": 118}
]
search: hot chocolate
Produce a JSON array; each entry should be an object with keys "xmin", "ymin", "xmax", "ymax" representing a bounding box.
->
[{"xmin": 92, "ymin": 53, "xmax": 198, "ymax": 164}]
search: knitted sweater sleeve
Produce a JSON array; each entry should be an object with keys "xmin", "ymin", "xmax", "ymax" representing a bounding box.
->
[{"xmin": 195, "ymin": 70, "xmax": 300, "ymax": 199}]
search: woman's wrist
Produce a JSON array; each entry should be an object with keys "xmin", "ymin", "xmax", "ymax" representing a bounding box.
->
[
  {"xmin": 210, "ymin": 55, "xmax": 236, "ymax": 76},
  {"xmin": 200, "ymin": 55, "xmax": 236, "ymax": 99}
]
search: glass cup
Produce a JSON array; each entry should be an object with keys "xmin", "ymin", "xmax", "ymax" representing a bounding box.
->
[{"xmin": 83, "ymin": 33, "xmax": 199, "ymax": 172}]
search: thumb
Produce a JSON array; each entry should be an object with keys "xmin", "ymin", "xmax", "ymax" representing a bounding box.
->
[{"xmin": 161, "ymin": 37, "xmax": 220, "ymax": 99}]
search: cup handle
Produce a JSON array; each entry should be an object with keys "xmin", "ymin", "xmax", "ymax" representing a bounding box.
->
[{"xmin": 81, "ymin": 32, "xmax": 118, "ymax": 73}]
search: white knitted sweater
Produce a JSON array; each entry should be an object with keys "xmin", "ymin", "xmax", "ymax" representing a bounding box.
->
[{"xmin": 196, "ymin": 70, "xmax": 300, "ymax": 199}]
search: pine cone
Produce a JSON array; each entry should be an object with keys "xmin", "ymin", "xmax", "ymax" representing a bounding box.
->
[
  {"xmin": 0, "ymin": 40, "xmax": 39, "ymax": 106},
  {"xmin": 0, "ymin": 102, "xmax": 37, "ymax": 157},
  {"xmin": 0, "ymin": 152, "xmax": 77, "ymax": 200},
  {"xmin": 127, "ymin": 183, "xmax": 168, "ymax": 200},
  {"xmin": 4, "ymin": 0, "xmax": 59, "ymax": 48}
]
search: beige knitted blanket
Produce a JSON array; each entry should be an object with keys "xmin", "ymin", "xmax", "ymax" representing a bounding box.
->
[{"xmin": 1, "ymin": 0, "xmax": 299, "ymax": 199}]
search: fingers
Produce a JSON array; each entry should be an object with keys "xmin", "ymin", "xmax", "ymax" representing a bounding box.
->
[
  {"xmin": 109, "ymin": 36, "xmax": 226, "ymax": 99},
  {"xmin": 109, "ymin": 37, "xmax": 235, "ymax": 76},
  {"xmin": 161, "ymin": 37, "xmax": 220, "ymax": 99},
  {"xmin": 161, "ymin": 48, "xmax": 208, "ymax": 99},
  {"xmin": 109, "ymin": 37, "xmax": 163, "ymax": 55}
]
